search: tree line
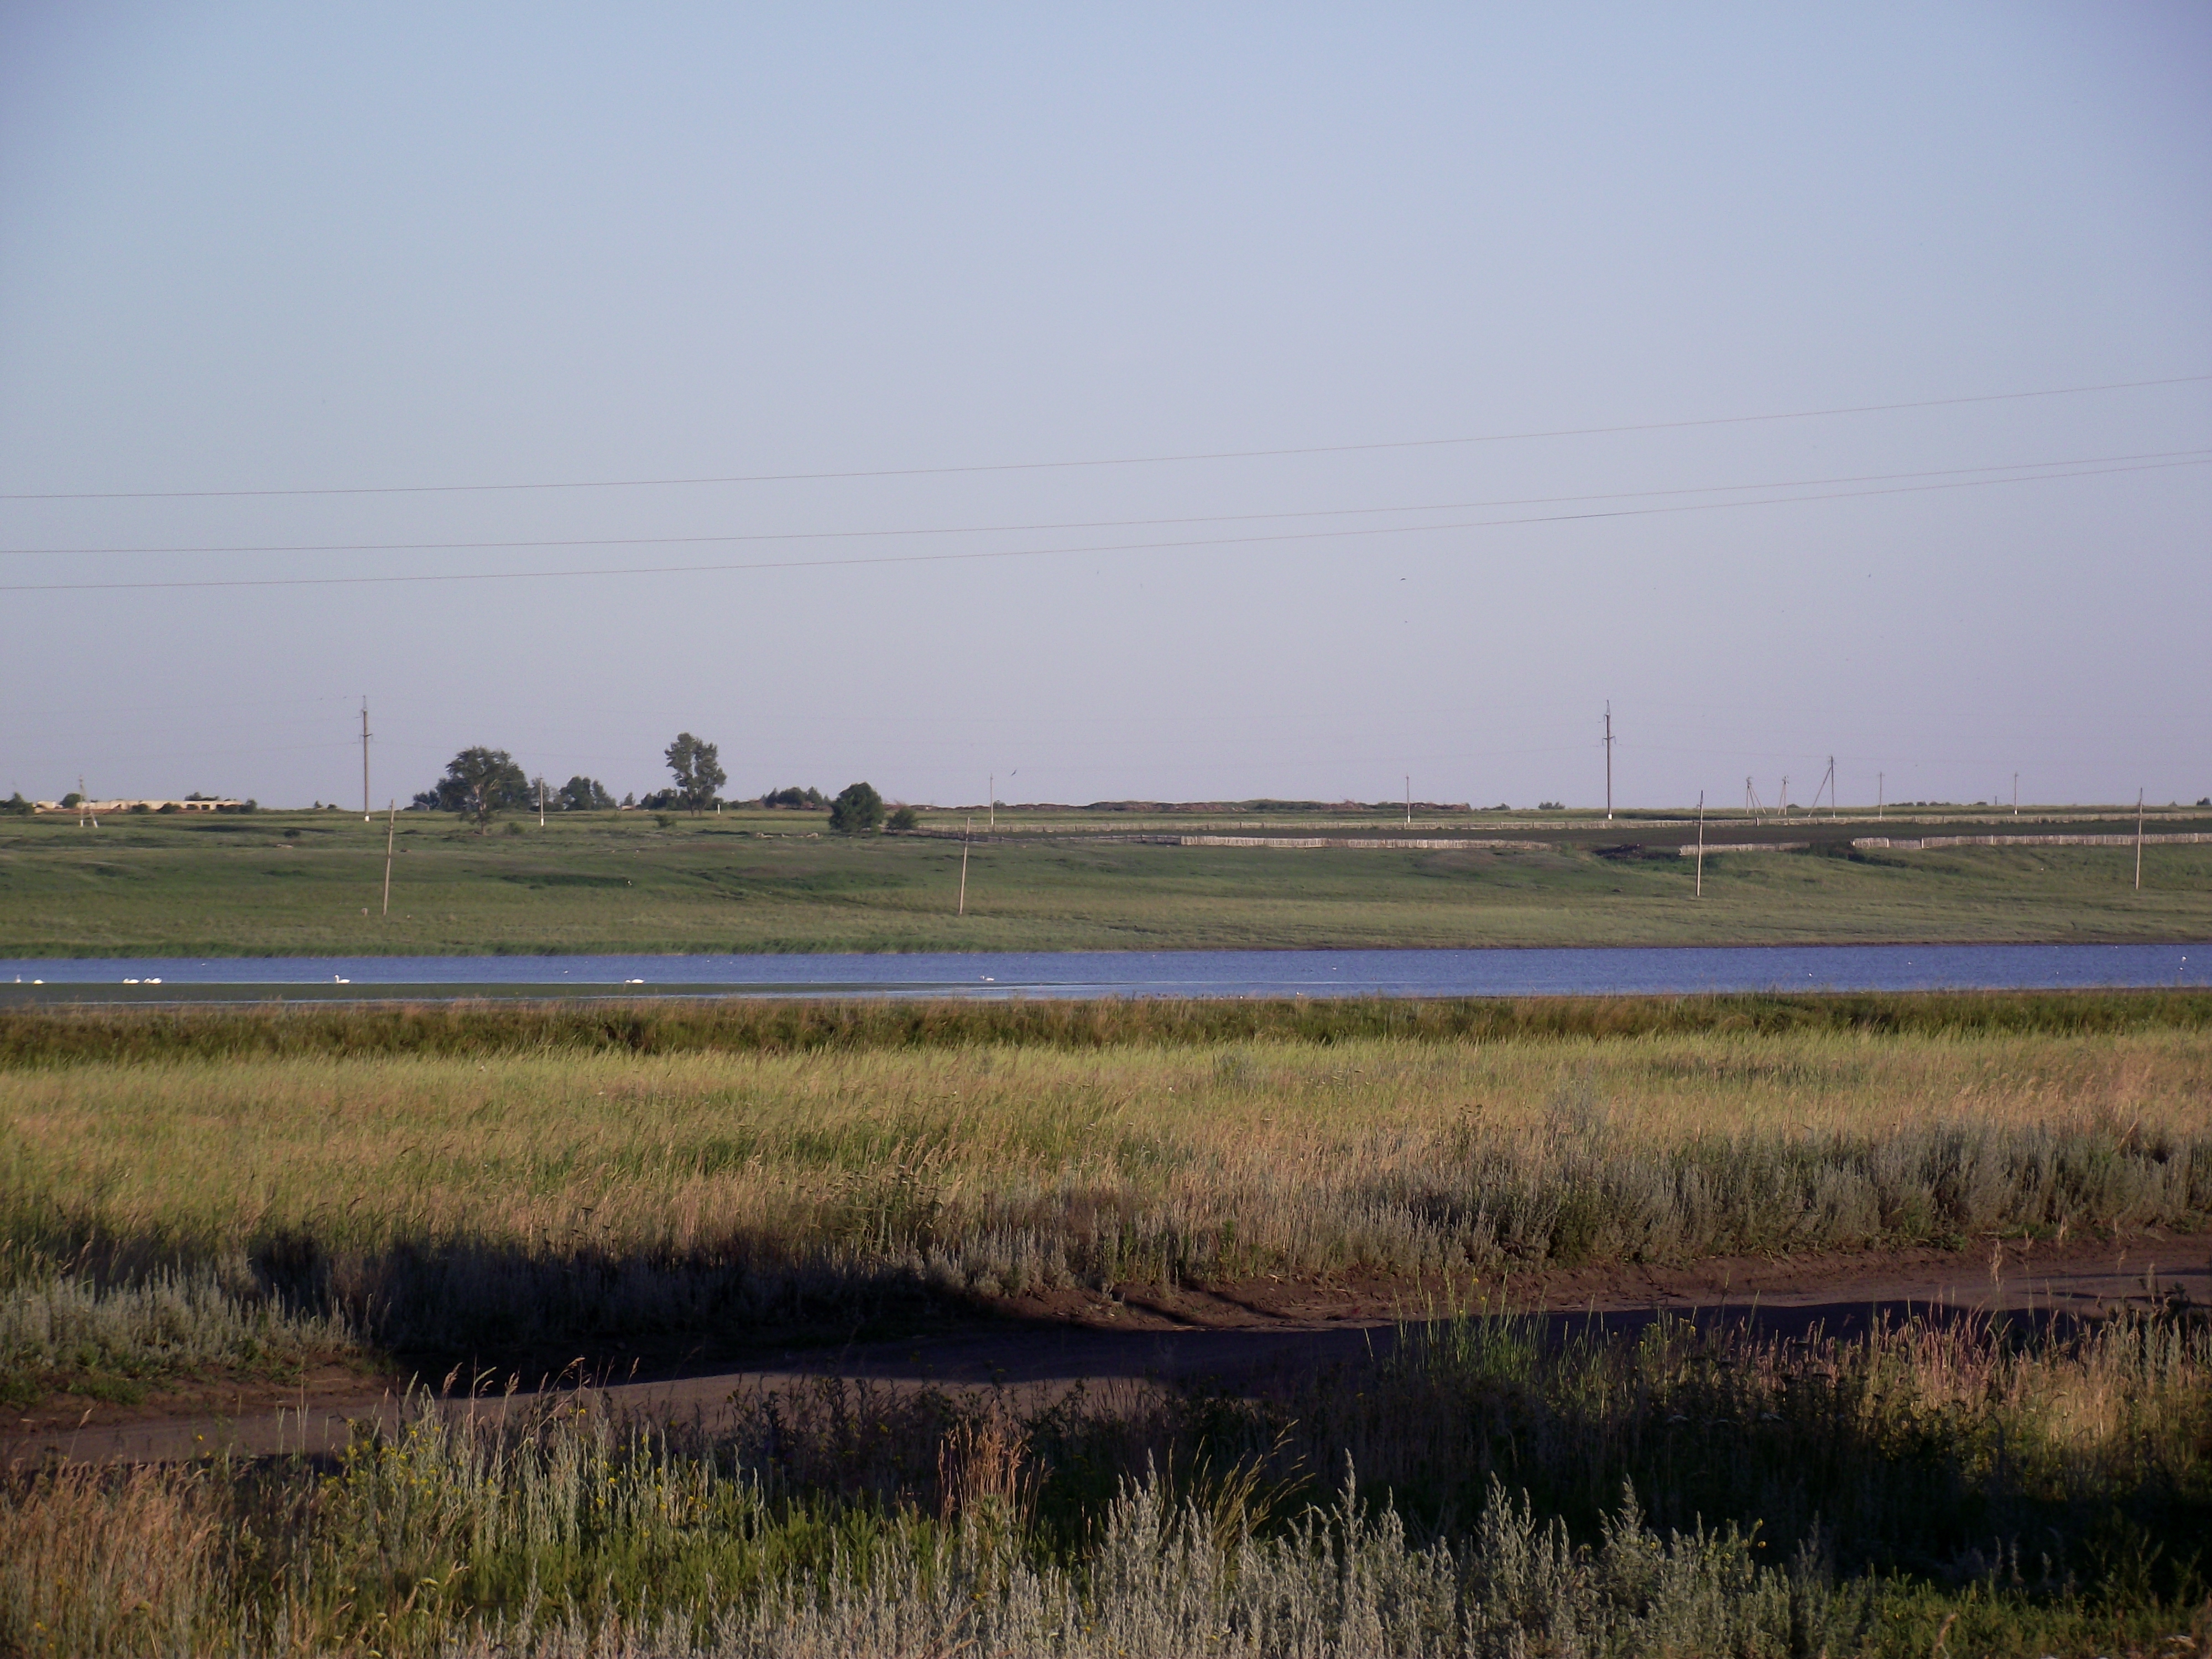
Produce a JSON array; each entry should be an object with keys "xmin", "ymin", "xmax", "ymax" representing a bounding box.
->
[{"xmin": 413, "ymin": 735, "xmax": 909, "ymax": 833}]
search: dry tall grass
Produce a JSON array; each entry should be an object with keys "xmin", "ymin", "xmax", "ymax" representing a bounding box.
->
[
  {"xmin": 4, "ymin": 1026, "xmax": 2208, "ymax": 1376},
  {"xmin": 3, "ymin": 1309, "xmax": 2205, "ymax": 1656}
]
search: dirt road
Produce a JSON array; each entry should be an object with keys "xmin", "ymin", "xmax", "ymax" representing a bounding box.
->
[{"xmin": 10, "ymin": 1236, "xmax": 2203, "ymax": 1465}]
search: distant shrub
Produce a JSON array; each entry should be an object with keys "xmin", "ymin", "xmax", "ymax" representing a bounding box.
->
[
  {"xmin": 557, "ymin": 775, "xmax": 617, "ymax": 812},
  {"xmin": 761, "ymin": 786, "xmax": 827, "ymax": 809},
  {"xmin": 830, "ymin": 782, "xmax": 885, "ymax": 833},
  {"xmin": 887, "ymin": 805, "xmax": 920, "ymax": 832}
]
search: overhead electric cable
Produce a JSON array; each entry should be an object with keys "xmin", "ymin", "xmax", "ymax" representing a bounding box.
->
[
  {"xmin": 3, "ymin": 453, "xmax": 2201, "ymax": 593},
  {"xmin": 2, "ymin": 373, "xmax": 2205, "ymax": 502},
  {"xmin": 7, "ymin": 446, "xmax": 2202, "ymax": 559}
]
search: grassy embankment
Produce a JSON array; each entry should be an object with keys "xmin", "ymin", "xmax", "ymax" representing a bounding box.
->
[
  {"xmin": 1, "ymin": 804, "xmax": 2207, "ymax": 954},
  {"xmin": 3, "ymin": 993, "xmax": 2207, "ymax": 1402},
  {"xmin": 6, "ymin": 1310, "xmax": 2208, "ymax": 1655}
]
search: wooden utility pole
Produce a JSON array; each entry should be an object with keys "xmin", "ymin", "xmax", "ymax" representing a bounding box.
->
[
  {"xmin": 361, "ymin": 700, "xmax": 372, "ymax": 820},
  {"xmin": 1877, "ymin": 772, "xmax": 1884, "ymax": 820},
  {"xmin": 1405, "ymin": 775, "xmax": 1411, "ymax": 827},
  {"xmin": 958, "ymin": 817, "xmax": 971, "ymax": 915},
  {"xmin": 2136, "ymin": 790, "xmax": 2145, "ymax": 890},
  {"xmin": 538, "ymin": 777, "xmax": 546, "ymax": 828},
  {"xmin": 1695, "ymin": 790, "xmax": 1705, "ymax": 899},
  {"xmin": 1603, "ymin": 703, "xmax": 1614, "ymax": 822},
  {"xmin": 381, "ymin": 801, "xmax": 397, "ymax": 916},
  {"xmin": 988, "ymin": 776, "xmax": 994, "ymax": 832},
  {"xmin": 2012, "ymin": 773, "xmax": 2019, "ymax": 818}
]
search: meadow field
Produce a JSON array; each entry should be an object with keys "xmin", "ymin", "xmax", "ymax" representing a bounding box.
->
[
  {"xmin": 6, "ymin": 992, "xmax": 2210, "ymax": 1653},
  {"xmin": 4, "ymin": 992, "xmax": 2207, "ymax": 1392},
  {"xmin": 1, "ymin": 804, "xmax": 2208, "ymax": 954}
]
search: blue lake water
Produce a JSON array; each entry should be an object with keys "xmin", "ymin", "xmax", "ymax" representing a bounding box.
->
[{"xmin": 0, "ymin": 943, "xmax": 2203, "ymax": 999}]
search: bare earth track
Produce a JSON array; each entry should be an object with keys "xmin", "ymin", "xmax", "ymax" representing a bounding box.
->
[{"xmin": 15, "ymin": 1235, "xmax": 2205, "ymax": 1467}]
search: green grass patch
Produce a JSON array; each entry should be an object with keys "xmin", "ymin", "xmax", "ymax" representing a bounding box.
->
[
  {"xmin": 1, "ymin": 805, "xmax": 2206, "ymax": 954},
  {"xmin": 5, "ymin": 987, "xmax": 2210, "ymax": 1067}
]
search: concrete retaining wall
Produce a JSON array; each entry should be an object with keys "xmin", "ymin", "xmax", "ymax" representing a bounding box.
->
[
  {"xmin": 1177, "ymin": 836, "xmax": 1554, "ymax": 851},
  {"xmin": 1853, "ymin": 833, "xmax": 2212, "ymax": 851}
]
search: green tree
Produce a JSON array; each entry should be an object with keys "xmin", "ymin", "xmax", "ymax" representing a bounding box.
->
[
  {"xmin": 420, "ymin": 748, "xmax": 531, "ymax": 831},
  {"xmin": 663, "ymin": 732, "xmax": 727, "ymax": 814},
  {"xmin": 886, "ymin": 804, "xmax": 920, "ymax": 831},
  {"xmin": 828, "ymin": 781, "xmax": 885, "ymax": 833},
  {"xmin": 556, "ymin": 775, "xmax": 617, "ymax": 812}
]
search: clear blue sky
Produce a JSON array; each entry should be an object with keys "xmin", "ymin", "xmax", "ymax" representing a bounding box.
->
[{"xmin": 3, "ymin": 4, "xmax": 2206, "ymax": 810}]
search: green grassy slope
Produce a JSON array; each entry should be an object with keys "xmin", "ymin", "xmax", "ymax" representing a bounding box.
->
[{"xmin": 0, "ymin": 806, "xmax": 2204, "ymax": 955}]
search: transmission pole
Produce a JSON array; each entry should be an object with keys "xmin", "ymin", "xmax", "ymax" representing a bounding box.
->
[
  {"xmin": 361, "ymin": 699, "xmax": 372, "ymax": 821},
  {"xmin": 2136, "ymin": 790, "xmax": 2146, "ymax": 890},
  {"xmin": 1603, "ymin": 703, "xmax": 1614, "ymax": 822}
]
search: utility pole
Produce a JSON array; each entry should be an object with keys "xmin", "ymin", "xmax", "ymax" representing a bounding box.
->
[
  {"xmin": 1877, "ymin": 772, "xmax": 1884, "ymax": 820},
  {"xmin": 1405, "ymin": 775, "xmax": 1411, "ymax": 827},
  {"xmin": 1603, "ymin": 703, "xmax": 1614, "ymax": 822},
  {"xmin": 361, "ymin": 699, "xmax": 372, "ymax": 820},
  {"xmin": 1695, "ymin": 790, "xmax": 1705, "ymax": 899},
  {"xmin": 2012, "ymin": 773, "xmax": 2018, "ymax": 818},
  {"xmin": 1745, "ymin": 777, "xmax": 1756, "ymax": 822},
  {"xmin": 1820, "ymin": 756, "xmax": 1837, "ymax": 820},
  {"xmin": 538, "ymin": 776, "xmax": 546, "ymax": 828},
  {"xmin": 988, "ymin": 775, "xmax": 994, "ymax": 832},
  {"xmin": 1780, "ymin": 775, "xmax": 1788, "ymax": 817},
  {"xmin": 381, "ymin": 801, "xmax": 397, "ymax": 916},
  {"xmin": 958, "ymin": 817, "xmax": 971, "ymax": 915},
  {"xmin": 2136, "ymin": 789, "xmax": 2145, "ymax": 891}
]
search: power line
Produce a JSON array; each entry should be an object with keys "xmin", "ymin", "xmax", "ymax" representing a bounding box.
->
[
  {"xmin": 8, "ymin": 446, "xmax": 2201, "ymax": 559},
  {"xmin": 3, "ymin": 373, "xmax": 2205, "ymax": 503},
  {"xmin": 3, "ymin": 453, "xmax": 2203, "ymax": 594}
]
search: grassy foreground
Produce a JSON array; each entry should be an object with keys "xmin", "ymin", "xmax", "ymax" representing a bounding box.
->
[
  {"xmin": 2, "ymin": 805, "xmax": 2208, "ymax": 953},
  {"xmin": 5, "ymin": 992, "xmax": 2211, "ymax": 1651},
  {"xmin": 7, "ymin": 1311, "xmax": 2208, "ymax": 1656}
]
